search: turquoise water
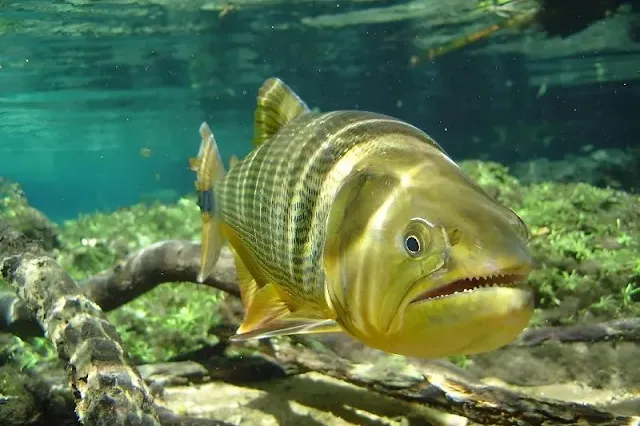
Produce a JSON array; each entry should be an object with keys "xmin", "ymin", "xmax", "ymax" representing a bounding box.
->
[
  {"xmin": 1, "ymin": 3, "xmax": 254, "ymax": 220},
  {"xmin": 2, "ymin": 1, "xmax": 639, "ymax": 221}
]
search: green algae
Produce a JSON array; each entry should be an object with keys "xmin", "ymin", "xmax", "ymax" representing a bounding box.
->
[{"xmin": 0, "ymin": 363, "xmax": 42, "ymax": 426}]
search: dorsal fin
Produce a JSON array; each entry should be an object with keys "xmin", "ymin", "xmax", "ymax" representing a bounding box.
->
[{"xmin": 253, "ymin": 77, "xmax": 310, "ymax": 147}]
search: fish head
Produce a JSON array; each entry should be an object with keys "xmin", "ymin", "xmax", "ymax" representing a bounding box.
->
[{"xmin": 323, "ymin": 136, "xmax": 533, "ymax": 358}]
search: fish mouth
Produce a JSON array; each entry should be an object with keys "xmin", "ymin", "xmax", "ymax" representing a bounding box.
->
[{"xmin": 410, "ymin": 271, "xmax": 530, "ymax": 304}]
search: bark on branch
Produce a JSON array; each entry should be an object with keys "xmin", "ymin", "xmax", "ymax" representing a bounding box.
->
[{"xmin": 0, "ymin": 219, "xmax": 163, "ymax": 426}]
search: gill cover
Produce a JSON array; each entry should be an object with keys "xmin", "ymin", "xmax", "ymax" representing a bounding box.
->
[{"xmin": 323, "ymin": 167, "xmax": 452, "ymax": 341}]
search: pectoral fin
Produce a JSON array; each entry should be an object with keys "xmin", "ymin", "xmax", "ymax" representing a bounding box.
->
[
  {"xmin": 236, "ymin": 282, "xmax": 292, "ymax": 336},
  {"xmin": 233, "ymin": 281, "xmax": 342, "ymax": 341},
  {"xmin": 231, "ymin": 318, "xmax": 342, "ymax": 341}
]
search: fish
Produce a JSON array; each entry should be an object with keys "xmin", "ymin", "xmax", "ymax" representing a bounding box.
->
[{"xmin": 189, "ymin": 77, "xmax": 534, "ymax": 358}]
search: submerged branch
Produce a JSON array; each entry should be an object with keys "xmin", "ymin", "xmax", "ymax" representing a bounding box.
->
[
  {"xmin": 0, "ymin": 240, "xmax": 239, "ymax": 337},
  {"xmin": 0, "ymin": 222, "xmax": 161, "ymax": 425},
  {"xmin": 513, "ymin": 318, "xmax": 640, "ymax": 346},
  {"xmin": 79, "ymin": 239, "xmax": 240, "ymax": 311}
]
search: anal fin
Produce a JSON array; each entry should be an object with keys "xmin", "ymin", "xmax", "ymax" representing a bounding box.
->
[
  {"xmin": 228, "ymin": 243, "xmax": 259, "ymax": 310},
  {"xmin": 222, "ymin": 223, "xmax": 266, "ymax": 309}
]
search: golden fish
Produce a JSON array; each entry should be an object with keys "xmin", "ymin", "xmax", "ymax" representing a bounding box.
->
[{"xmin": 190, "ymin": 77, "xmax": 534, "ymax": 358}]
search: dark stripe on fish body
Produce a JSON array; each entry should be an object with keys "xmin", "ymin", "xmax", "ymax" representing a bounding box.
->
[{"xmin": 217, "ymin": 110, "xmax": 435, "ymax": 304}]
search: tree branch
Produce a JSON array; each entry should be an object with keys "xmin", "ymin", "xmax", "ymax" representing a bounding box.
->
[
  {"xmin": 79, "ymin": 240, "xmax": 240, "ymax": 312},
  {"xmin": 0, "ymin": 250, "xmax": 161, "ymax": 425},
  {"xmin": 512, "ymin": 318, "xmax": 640, "ymax": 346}
]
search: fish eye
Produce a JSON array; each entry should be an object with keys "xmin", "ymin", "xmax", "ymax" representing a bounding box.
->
[
  {"xmin": 402, "ymin": 219, "xmax": 431, "ymax": 258},
  {"xmin": 405, "ymin": 235, "xmax": 421, "ymax": 255}
]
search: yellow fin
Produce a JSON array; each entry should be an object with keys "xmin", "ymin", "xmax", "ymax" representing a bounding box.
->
[
  {"xmin": 222, "ymin": 223, "xmax": 268, "ymax": 309},
  {"xmin": 231, "ymin": 318, "xmax": 342, "ymax": 341},
  {"xmin": 190, "ymin": 122, "xmax": 226, "ymax": 282},
  {"xmin": 228, "ymin": 241, "xmax": 259, "ymax": 309},
  {"xmin": 253, "ymin": 77, "xmax": 310, "ymax": 147},
  {"xmin": 229, "ymin": 155, "xmax": 239, "ymax": 169},
  {"xmin": 236, "ymin": 282, "xmax": 292, "ymax": 336}
]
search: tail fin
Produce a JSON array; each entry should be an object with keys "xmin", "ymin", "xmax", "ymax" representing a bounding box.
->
[{"xmin": 189, "ymin": 122, "xmax": 226, "ymax": 282}]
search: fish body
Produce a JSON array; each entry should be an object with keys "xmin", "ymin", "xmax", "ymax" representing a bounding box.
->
[{"xmin": 190, "ymin": 78, "xmax": 534, "ymax": 358}]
